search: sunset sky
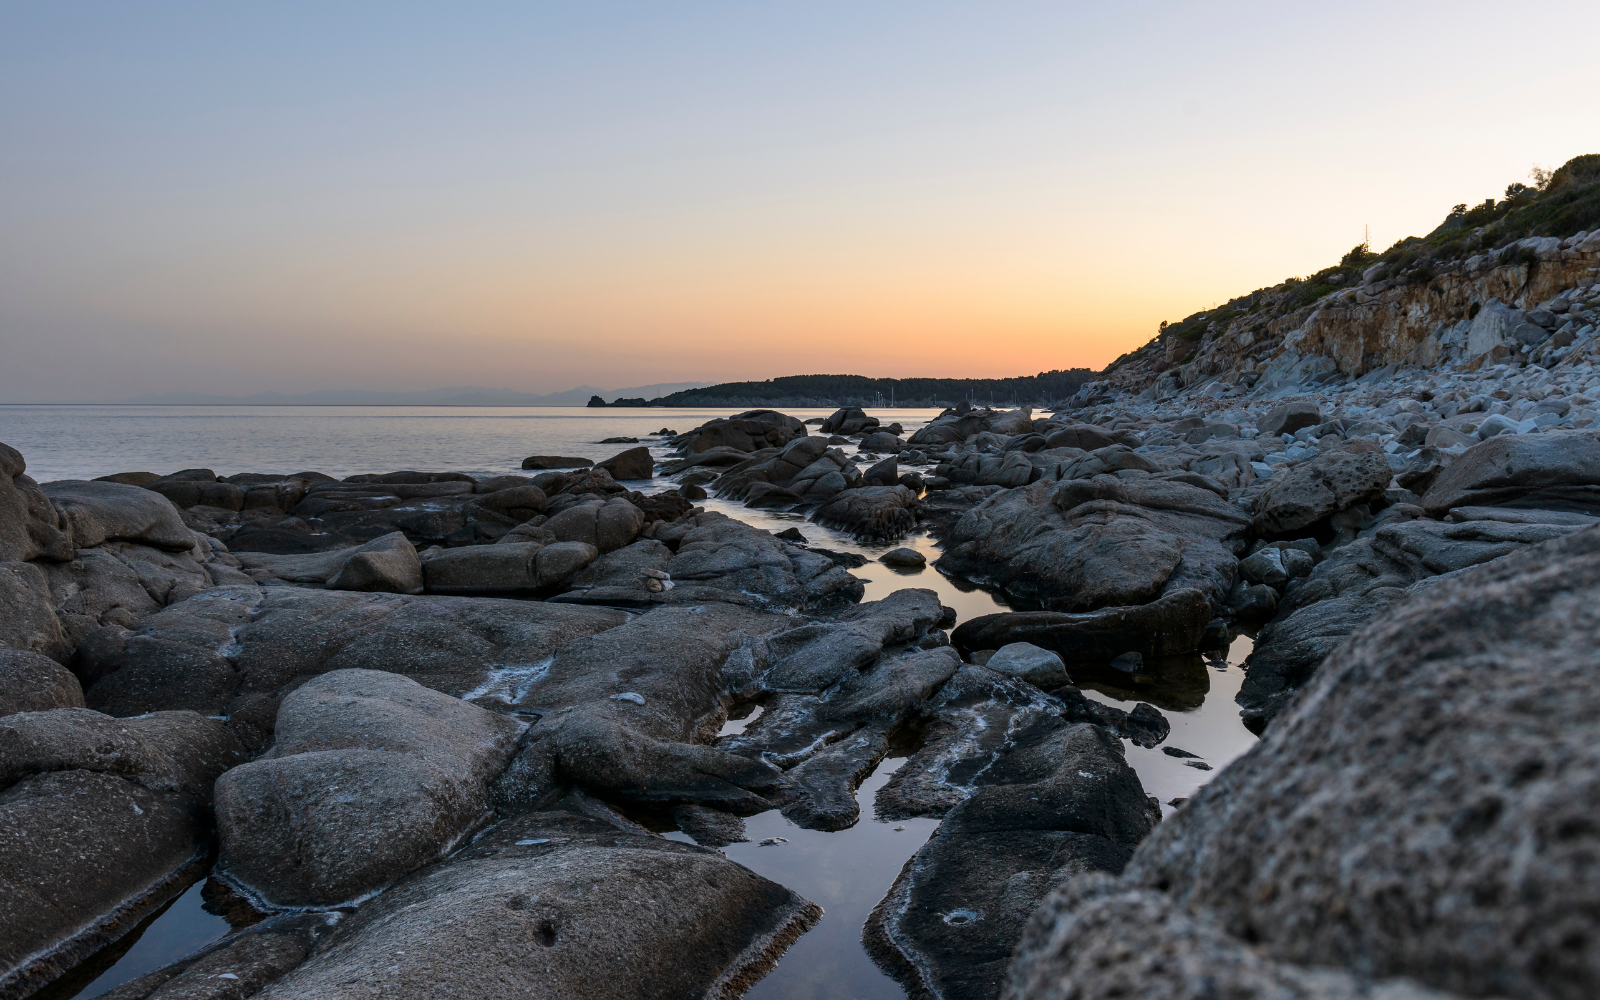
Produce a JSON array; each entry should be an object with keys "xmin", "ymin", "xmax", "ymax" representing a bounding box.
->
[{"xmin": 2, "ymin": 1, "xmax": 1597, "ymax": 401}]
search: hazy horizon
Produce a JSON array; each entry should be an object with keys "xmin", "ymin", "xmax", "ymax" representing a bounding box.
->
[{"xmin": 3, "ymin": 1, "xmax": 1598, "ymax": 403}]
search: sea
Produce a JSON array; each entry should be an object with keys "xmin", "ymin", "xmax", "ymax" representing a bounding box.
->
[{"xmin": 0, "ymin": 404, "xmax": 1257, "ymax": 1000}]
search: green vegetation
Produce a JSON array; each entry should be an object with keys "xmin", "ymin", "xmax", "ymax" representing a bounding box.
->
[
  {"xmin": 595, "ymin": 371, "xmax": 1097, "ymax": 408},
  {"xmin": 1109, "ymin": 153, "xmax": 1600, "ymax": 375}
]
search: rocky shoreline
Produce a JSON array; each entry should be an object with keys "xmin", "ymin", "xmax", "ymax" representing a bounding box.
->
[{"xmin": 6, "ymin": 233, "xmax": 1600, "ymax": 998}]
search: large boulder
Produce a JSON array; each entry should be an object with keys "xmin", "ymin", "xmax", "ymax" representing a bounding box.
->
[
  {"xmin": 1257, "ymin": 399, "xmax": 1323, "ymax": 437},
  {"xmin": 1251, "ymin": 444, "xmax": 1393, "ymax": 537},
  {"xmin": 712, "ymin": 436, "xmax": 863, "ymax": 503},
  {"xmin": 674, "ymin": 410, "xmax": 806, "ymax": 455},
  {"xmin": 0, "ymin": 560, "xmax": 70, "ymax": 662},
  {"xmin": 215, "ymin": 669, "xmax": 523, "ymax": 907},
  {"xmin": 1420, "ymin": 428, "xmax": 1600, "ymax": 516},
  {"xmin": 1092, "ymin": 524, "xmax": 1600, "ymax": 1000},
  {"xmin": 496, "ymin": 603, "xmax": 795, "ymax": 812},
  {"xmin": 810, "ymin": 485, "xmax": 921, "ymax": 542},
  {"xmin": 41, "ymin": 479, "xmax": 197, "ymax": 551},
  {"xmin": 0, "ymin": 709, "xmax": 243, "ymax": 997},
  {"xmin": 0, "ymin": 442, "xmax": 72, "ymax": 563},
  {"xmin": 595, "ymin": 446, "xmax": 654, "ymax": 481},
  {"xmin": 0, "ymin": 649, "xmax": 83, "ymax": 715},
  {"xmin": 952, "ymin": 589, "xmax": 1213, "ymax": 666},
  {"xmin": 938, "ymin": 474, "xmax": 1250, "ymax": 615},
  {"xmin": 820, "ymin": 406, "xmax": 880, "ymax": 436},
  {"xmin": 421, "ymin": 539, "xmax": 598, "ymax": 593},
  {"xmin": 541, "ymin": 496, "xmax": 646, "ymax": 552},
  {"xmin": 1239, "ymin": 513, "xmax": 1589, "ymax": 728},
  {"xmin": 247, "ymin": 804, "xmax": 821, "ymax": 1000},
  {"xmin": 868, "ymin": 718, "xmax": 1159, "ymax": 1000}
]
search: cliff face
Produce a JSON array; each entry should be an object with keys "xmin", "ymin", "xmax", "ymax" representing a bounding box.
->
[{"xmin": 1088, "ymin": 231, "xmax": 1600, "ymax": 404}]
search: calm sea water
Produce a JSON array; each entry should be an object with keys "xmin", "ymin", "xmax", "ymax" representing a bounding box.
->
[{"xmin": 4, "ymin": 405, "xmax": 1256, "ymax": 1000}]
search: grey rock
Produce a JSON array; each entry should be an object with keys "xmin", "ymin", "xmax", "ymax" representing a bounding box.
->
[
  {"xmin": 0, "ymin": 560, "xmax": 70, "ymax": 662},
  {"xmin": 91, "ymin": 912, "xmax": 338, "ymax": 1000},
  {"xmin": 985, "ymin": 642, "xmax": 1070, "ymax": 689},
  {"xmin": 1004, "ymin": 875, "xmax": 1461, "ymax": 1000},
  {"xmin": 0, "ymin": 649, "xmax": 84, "ymax": 715},
  {"xmin": 497, "ymin": 603, "xmax": 795, "ymax": 812},
  {"xmin": 867, "ymin": 719, "xmax": 1159, "ymax": 1000},
  {"xmin": 0, "ymin": 770, "xmax": 212, "ymax": 999},
  {"xmin": 421, "ymin": 540, "xmax": 598, "ymax": 593},
  {"xmin": 42, "ymin": 479, "xmax": 197, "ymax": 552},
  {"xmin": 952, "ymin": 588, "xmax": 1214, "ymax": 665},
  {"xmin": 672, "ymin": 803, "xmax": 749, "ymax": 847},
  {"xmin": 863, "ymin": 454, "xmax": 899, "ymax": 486},
  {"xmin": 674, "ymin": 409, "xmax": 807, "ymax": 455},
  {"xmin": 880, "ymin": 547, "xmax": 927, "ymax": 569},
  {"xmin": 1257, "ymin": 400, "xmax": 1323, "ymax": 437},
  {"xmin": 821, "ymin": 406, "xmax": 880, "ymax": 436},
  {"xmin": 0, "ymin": 442, "xmax": 73, "ymax": 563},
  {"xmin": 595, "ymin": 446, "xmax": 654, "ymax": 481},
  {"xmin": 520, "ymin": 455, "xmax": 592, "ymax": 470},
  {"xmin": 1252, "ymin": 445, "xmax": 1393, "ymax": 537},
  {"xmin": 323, "ymin": 531, "xmax": 423, "ymax": 593},
  {"xmin": 1239, "ymin": 515, "xmax": 1588, "ymax": 727},
  {"xmin": 1126, "ymin": 524, "xmax": 1600, "ymax": 999},
  {"xmin": 760, "ymin": 588, "xmax": 948, "ymax": 692},
  {"xmin": 215, "ymin": 669, "xmax": 523, "ymax": 908},
  {"xmin": 0, "ymin": 707, "xmax": 244, "ymax": 795},
  {"xmin": 539, "ymin": 496, "xmax": 646, "ymax": 553},
  {"xmin": 1421, "ymin": 428, "xmax": 1600, "ymax": 515},
  {"xmin": 811, "ymin": 485, "xmax": 921, "ymax": 542},
  {"xmin": 251, "ymin": 804, "xmax": 821, "ymax": 1000},
  {"xmin": 938, "ymin": 475, "xmax": 1250, "ymax": 613},
  {"xmin": 861, "ymin": 431, "xmax": 906, "ymax": 452},
  {"xmin": 80, "ymin": 586, "xmax": 628, "ymax": 742}
]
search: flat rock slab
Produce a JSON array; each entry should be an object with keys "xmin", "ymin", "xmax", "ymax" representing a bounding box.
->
[{"xmin": 251, "ymin": 807, "xmax": 821, "ymax": 1000}]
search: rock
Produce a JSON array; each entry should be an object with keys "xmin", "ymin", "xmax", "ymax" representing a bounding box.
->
[
  {"xmin": 0, "ymin": 443, "xmax": 73, "ymax": 563},
  {"xmin": 672, "ymin": 804, "xmax": 749, "ymax": 847},
  {"xmin": 1108, "ymin": 651, "xmax": 1143, "ymax": 673},
  {"xmin": 866, "ymin": 718, "xmax": 1159, "ymax": 1000},
  {"xmin": 595, "ymin": 446, "xmax": 654, "ymax": 481},
  {"xmin": 468, "ymin": 483, "xmax": 547, "ymax": 520},
  {"xmin": 323, "ymin": 531, "xmax": 424, "ymax": 593},
  {"xmin": 1043, "ymin": 424, "xmax": 1118, "ymax": 451},
  {"xmin": 820, "ymin": 406, "xmax": 880, "ymax": 436},
  {"xmin": 1420, "ymin": 428, "xmax": 1600, "ymax": 515},
  {"xmin": 861, "ymin": 431, "xmax": 905, "ymax": 452},
  {"xmin": 1239, "ymin": 515, "xmax": 1589, "ymax": 728},
  {"xmin": 0, "ymin": 709, "xmax": 243, "ymax": 997},
  {"xmin": 541, "ymin": 496, "xmax": 646, "ymax": 552},
  {"xmin": 714, "ymin": 437, "xmax": 863, "ymax": 502},
  {"xmin": 942, "ymin": 450, "xmax": 1038, "ymax": 487},
  {"xmin": 1237, "ymin": 547, "xmax": 1288, "ymax": 587},
  {"xmin": 215, "ymin": 669, "xmax": 523, "ymax": 907},
  {"xmin": 0, "ymin": 560, "xmax": 70, "ymax": 662},
  {"xmin": 1257, "ymin": 400, "xmax": 1324, "ymax": 437},
  {"xmin": 0, "ymin": 770, "xmax": 213, "ymax": 998},
  {"xmin": 80, "ymin": 587, "xmax": 628, "ymax": 740},
  {"xmin": 496, "ymin": 604, "xmax": 795, "ymax": 812},
  {"xmin": 1120, "ymin": 524, "xmax": 1600, "ymax": 999},
  {"xmin": 93, "ymin": 471, "xmax": 161, "ymax": 487},
  {"xmin": 953, "ymin": 589, "xmax": 1213, "ymax": 666},
  {"xmin": 521, "ymin": 455, "xmax": 593, "ymax": 470},
  {"xmin": 675, "ymin": 410, "xmax": 807, "ymax": 455},
  {"xmin": 863, "ymin": 454, "xmax": 899, "ymax": 486},
  {"xmin": 0, "ymin": 649, "xmax": 83, "ymax": 715},
  {"xmin": 85, "ymin": 912, "xmax": 338, "ymax": 1000},
  {"xmin": 1252, "ymin": 445, "xmax": 1393, "ymax": 538},
  {"xmin": 939, "ymin": 475, "xmax": 1250, "ymax": 614},
  {"xmin": 249, "ymin": 803, "xmax": 820, "ymax": 1000},
  {"xmin": 1396, "ymin": 446, "xmax": 1449, "ymax": 494},
  {"xmin": 41, "ymin": 480, "xmax": 205, "ymax": 552},
  {"xmin": 984, "ymin": 642, "xmax": 1070, "ymax": 689},
  {"xmin": 880, "ymin": 547, "xmax": 927, "ymax": 569},
  {"xmin": 758, "ymin": 588, "xmax": 948, "ymax": 692},
  {"xmin": 1004, "ymin": 875, "xmax": 1457, "ymax": 1000},
  {"xmin": 421, "ymin": 540, "xmax": 598, "ymax": 593},
  {"xmin": 811, "ymin": 485, "xmax": 921, "ymax": 542},
  {"xmin": 633, "ymin": 511, "xmax": 862, "ymax": 610}
]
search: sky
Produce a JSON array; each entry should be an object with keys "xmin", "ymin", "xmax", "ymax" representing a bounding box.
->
[{"xmin": 2, "ymin": 2, "xmax": 1597, "ymax": 402}]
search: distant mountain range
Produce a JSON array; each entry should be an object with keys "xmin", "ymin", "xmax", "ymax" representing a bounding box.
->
[{"xmin": 120, "ymin": 382, "xmax": 715, "ymax": 406}]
